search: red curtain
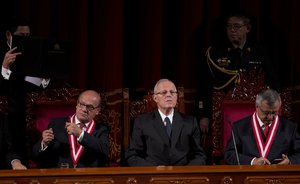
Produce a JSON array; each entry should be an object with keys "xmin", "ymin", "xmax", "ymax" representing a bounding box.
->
[{"xmin": 0, "ymin": 0, "xmax": 299, "ymax": 119}]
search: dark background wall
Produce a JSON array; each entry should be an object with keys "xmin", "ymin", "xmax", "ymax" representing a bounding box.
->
[{"xmin": 1, "ymin": 0, "xmax": 299, "ymax": 122}]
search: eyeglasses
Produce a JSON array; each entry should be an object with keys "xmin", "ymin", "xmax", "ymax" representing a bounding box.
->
[
  {"xmin": 77, "ymin": 101, "xmax": 99, "ymax": 112},
  {"xmin": 155, "ymin": 90, "xmax": 178, "ymax": 96},
  {"xmin": 258, "ymin": 106, "xmax": 278, "ymax": 116},
  {"xmin": 226, "ymin": 23, "xmax": 247, "ymax": 31}
]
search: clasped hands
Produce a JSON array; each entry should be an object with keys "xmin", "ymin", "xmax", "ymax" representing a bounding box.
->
[{"xmin": 253, "ymin": 154, "xmax": 289, "ymax": 165}]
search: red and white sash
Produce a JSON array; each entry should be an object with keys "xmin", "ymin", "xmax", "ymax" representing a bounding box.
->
[
  {"xmin": 68, "ymin": 114, "xmax": 95, "ymax": 167},
  {"xmin": 251, "ymin": 112, "xmax": 279, "ymax": 158}
]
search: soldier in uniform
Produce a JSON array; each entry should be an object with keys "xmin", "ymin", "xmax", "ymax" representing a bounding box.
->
[{"xmin": 196, "ymin": 13, "xmax": 279, "ymax": 162}]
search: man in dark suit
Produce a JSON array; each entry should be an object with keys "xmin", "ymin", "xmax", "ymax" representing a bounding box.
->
[
  {"xmin": 225, "ymin": 89, "xmax": 300, "ymax": 165},
  {"xmin": 32, "ymin": 90, "xmax": 109, "ymax": 168},
  {"xmin": 125, "ymin": 79, "xmax": 206, "ymax": 166},
  {"xmin": 0, "ymin": 113, "xmax": 27, "ymax": 169}
]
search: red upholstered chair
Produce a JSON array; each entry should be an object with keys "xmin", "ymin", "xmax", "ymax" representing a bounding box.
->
[
  {"xmin": 210, "ymin": 72, "xmax": 292, "ymax": 164},
  {"xmin": 221, "ymin": 100, "xmax": 255, "ymax": 152},
  {"xmin": 26, "ymin": 88, "xmax": 82, "ymax": 149}
]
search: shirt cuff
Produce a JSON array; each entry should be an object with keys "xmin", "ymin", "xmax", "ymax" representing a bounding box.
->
[
  {"xmin": 1, "ymin": 66, "xmax": 11, "ymax": 80},
  {"xmin": 41, "ymin": 78, "xmax": 50, "ymax": 88},
  {"xmin": 41, "ymin": 141, "xmax": 48, "ymax": 151}
]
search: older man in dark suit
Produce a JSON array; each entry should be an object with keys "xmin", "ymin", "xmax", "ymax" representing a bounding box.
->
[
  {"xmin": 125, "ymin": 79, "xmax": 206, "ymax": 166},
  {"xmin": 225, "ymin": 89, "xmax": 300, "ymax": 165},
  {"xmin": 32, "ymin": 90, "xmax": 109, "ymax": 168}
]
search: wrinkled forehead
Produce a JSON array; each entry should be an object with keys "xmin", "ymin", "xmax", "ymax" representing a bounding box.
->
[
  {"xmin": 260, "ymin": 100, "xmax": 281, "ymax": 110},
  {"xmin": 156, "ymin": 81, "xmax": 176, "ymax": 91},
  {"xmin": 227, "ymin": 16, "xmax": 245, "ymax": 24}
]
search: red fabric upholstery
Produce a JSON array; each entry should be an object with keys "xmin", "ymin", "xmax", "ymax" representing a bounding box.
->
[
  {"xmin": 34, "ymin": 104, "xmax": 75, "ymax": 132},
  {"xmin": 222, "ymin": 101, "xmax": 255, "ymax": 152}
]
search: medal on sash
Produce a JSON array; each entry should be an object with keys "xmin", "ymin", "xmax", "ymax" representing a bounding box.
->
[
  {"xmin": 68, "ymin": 114, "xmax": 95, "ymax": 167},
  {"xmin": 251, "ymin": 112, "xmax": 279, "ymax": 158}
]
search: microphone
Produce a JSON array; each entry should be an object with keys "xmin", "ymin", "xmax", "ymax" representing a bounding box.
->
[{"xmin": 228, "ymin": 121, "xmax": 240, "ymax": 165}]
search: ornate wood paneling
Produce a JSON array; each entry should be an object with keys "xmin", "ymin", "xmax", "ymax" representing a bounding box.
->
[{"xmin": 1, "ymin": 165, "xmax": 300, "ymax": 184}]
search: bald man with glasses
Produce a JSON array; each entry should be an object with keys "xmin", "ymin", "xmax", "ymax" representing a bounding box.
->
[{"xmin": 32, "ymin": 90, "xmax": 109, "ymax": 168}]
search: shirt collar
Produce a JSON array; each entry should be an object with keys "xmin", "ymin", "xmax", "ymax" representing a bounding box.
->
[
  {"xmin": 75, "ymin": 116, "xmax": 89, "ymax": 127},
  {"xmin": 256, "ymin": 113, "xmax": 271, "ymax": 127},
  {"xmin": 158, "ymin": 109, "xmax": 174, "ymax": 124}
]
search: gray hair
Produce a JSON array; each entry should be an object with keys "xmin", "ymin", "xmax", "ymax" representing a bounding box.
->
[
  {"xmin": 153, "ymin": 79, "xmax": 176, "ymax": 93},
  {"xmin": 255, "ymin": 89, "xmax": 281, "ymax": 107}
]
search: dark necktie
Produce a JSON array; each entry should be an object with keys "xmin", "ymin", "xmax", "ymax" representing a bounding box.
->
[
  {"xmin": 263, "ymin": 123, "xmax": 270, "ymax": 137},
  {"xmin": 165, "ymin": 117, "xmax": 172, "ymax": 137},
  {"xmin": 79, "ymin": 123, "xmax": 85, "ymax": 129}
]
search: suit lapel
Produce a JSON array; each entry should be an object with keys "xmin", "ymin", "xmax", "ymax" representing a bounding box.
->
[
  {"xmin": 170, "ymin": 112, "xmax": 183, "ymax": 147},
  {"xmin": 152, "ymin": 110, "xmax": 172, "ymax": 146}
]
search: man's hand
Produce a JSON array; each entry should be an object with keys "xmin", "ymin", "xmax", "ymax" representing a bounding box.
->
[
  {"xmin": 253, "ymin": 157, "xmax": 271, "ymax": 165},
  {"xmin": 199, "ymin": 117, "xmax": 210, "ymax": 133},
  {"xmin": 42, "ymin": 128, "xmax": 54, "ymax": 147},
  {"xmin": 11, "ymin": 159, "xmax": 27, "ymax": 170},
  {"xmin": 2, "ymin": 47, "xmax": 21, "ymax": 69},
  {"xmin": 65, "ymin": 122, "xmax": 82, "ymax": 137},
  {"xmin": 277, "ymin": 154, "xmax": 290, "ymax": 165}
]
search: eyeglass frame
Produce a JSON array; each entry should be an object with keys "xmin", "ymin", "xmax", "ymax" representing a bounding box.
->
[
  {"xmin": 77, "ymin": 101, "xmax": 100, "ymax": 112},
  {"xmin": 154, "ymin": 90, "xmax": 178, "ymax": 96},
  {"xmin": 258, "ymin": 106, "xmax": 278, "ymax": 117},
  {"xmin": 226, "ymin": 23, "xmax": 247, "ymax": 31}
]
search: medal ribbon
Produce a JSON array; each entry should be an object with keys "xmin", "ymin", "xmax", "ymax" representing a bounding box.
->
[
  {"xmin": 251, "ymin": 112, "xmax": 279, "ymax": 158},
  {"xmin": 68, "ymin": 114, "xmax": 95, "ymax": 167}
]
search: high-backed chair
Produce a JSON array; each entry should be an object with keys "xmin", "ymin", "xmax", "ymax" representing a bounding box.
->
[
  {"xmin": 95, "ymin": 88, "xmax": 129, "ymax": 166},
  {"xmin": 210, "ymin": 72, "xmax": 292, "ymax": 164},
  {"xmin": 123, "ymin": 87, "xmax": 185, "ymax": 156},
  {"xmin": 26, "ymin": 87, "xmax": 129, "ymax": 167}
]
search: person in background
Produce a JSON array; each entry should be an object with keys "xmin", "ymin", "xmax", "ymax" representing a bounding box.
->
[
  {"xmin": 0, "ymin": 112, "xmax": 27, "ymax": 170},
  {"xmin": 32, "ymin": 90, "xmax": 109, "ymax": 168},
  {"xmin": 195, "ymin": 12, "xmax": 280, "ymax": 161},
  {"xmin": 125, "ymin": 79, "xmax": 206, "ymax": 166},
  {"xmin": 224, "ymin": 89, "xmax": 300, "ymax": 165},
  {"xmin": 0, "ymin": 17, "xmax": 50, "ymax": 164}
]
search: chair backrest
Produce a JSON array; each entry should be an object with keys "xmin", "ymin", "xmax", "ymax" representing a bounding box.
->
[
  {"xmin": 94, "ymin": 88, "xmax": 129, "ymax": 166},
  {"xmin": 123, "ymin": 87, "xmax": 185, "ymax": 155},
  {"xmin": 26, "ymin": 87, "xmax": 128, "ymax": 167},
  {"xmin": 26, "ymin": 88, "xmax": 82, "ymax": 151}
]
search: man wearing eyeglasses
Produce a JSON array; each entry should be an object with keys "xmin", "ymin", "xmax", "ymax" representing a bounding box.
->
[
  {"xmin": 125, "ymin": 79, "xmax": 207, "ymax": 166},
  {"xmin": 196, "ymin": 12, "xmax": 280, "ymax": 161},
  {"xmin": 32, "ymin": 90, "xmax": 109, "ymax": 168},
  {"xmin": 224, "ymin": 89, "xmax": 300, "ymax": 165}
]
